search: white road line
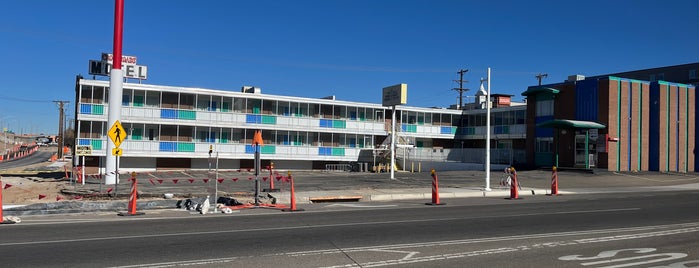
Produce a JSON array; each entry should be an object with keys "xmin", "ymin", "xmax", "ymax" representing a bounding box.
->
[{"xmin": 0, "ymin": 207, "xmax": 639, "ymax": 247}]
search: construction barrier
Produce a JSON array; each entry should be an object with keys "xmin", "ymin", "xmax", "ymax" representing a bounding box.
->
[
  {"xmin": 550, "ymin": 166, "xmax": 559, "ymax": 196},
  {"xmin": 426, "ymin": 169, "xmax": 445, "ymax": 205},
  {"xmin": 507, "ymin": 167, "xmax": 521, "ymax": 200},
  {"xmin": 118, "ymin": 172, "xmax": 144, "ymax": 216},
  {"xmin": 0, "ymin": 176, "xmax": 21, "ymax": 224},
  {"xmin": 282, "ymin": 171, "xmax": 304, "ymax": 212}
]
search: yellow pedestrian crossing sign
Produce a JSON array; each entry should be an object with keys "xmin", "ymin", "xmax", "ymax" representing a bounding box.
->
[
  {"xmin": 112, "ymin": 148, "xmax": 123, "ymax": 156},
  {"xmin": 108, "ymin": 120, "xmax": 127, "ymax": 148}
]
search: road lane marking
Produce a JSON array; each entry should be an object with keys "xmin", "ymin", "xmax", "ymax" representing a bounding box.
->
[
  {"xmin": 0, "ymin": 207, "xmax": 640, "ymax": 246},
  {"xmin": 102, "ymin": 222, "xmax": 699, "ymax": 268}
]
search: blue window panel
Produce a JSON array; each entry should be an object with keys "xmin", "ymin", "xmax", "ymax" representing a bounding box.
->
[
  {"xmin": 319, "ymin": 119, "xmax": 331, "ymax": 128},
  {"xmin": 159, "ymin": 142, "xmax": 177, "ymax": 152},
  {"xmin": 245, "ymin": 145, "xmax": 256, "ymax": 154},
  {"xmin": 440, "ymin": 126, "xmax": 453, "ymax": 134},
  {"xmin": 402, "ymin": 124, "xmax": 408, "ymax": 132},
  {"xmin": 80, "ymin": 104, "xmax": 92, "ymax": 114},
  {"xmin": 210, "ymin": 101, "xmax": 217, "ymax": 111},
  {"xmin": 318, "ymin": 147, "xmax": 332, "ymax": 156},
  {"xmin": 535, "ymin": 116, "xmax": 554, "ymax": 137},
  {"xmin": 349, "ymin": 138, "xmax": 356, "ymax": 148},
  {"xmin": 78, "ymin": 139, "xmax": 90, "ymax": 145},
  {"xmin": 283, "ymin": 135, "xmax": 290, "ymax": 145},
  {"xmin": 246, "ymin": 114, "xmax": 261, "ymax": 124},
  {"xmin": 122, "ymin": 94, "xmax": 130, "ymax": 106},
  {"xmin": 283, "ymin": 107, "xmax": 290, "ymax": 116},
  {"xmin": 209, "ymin": 132, "xmax": 216, "ymax": 143},
  {"xmin": 575, "ymin": 79, "xmax": 599, "ymax": 122},
  {"xmin": 161, "ymin": 109, "xmax": 177, "ymax": 119},
  {"xmin": 349, "ymin": 111, "xmax": 357, "ymax": 120}
]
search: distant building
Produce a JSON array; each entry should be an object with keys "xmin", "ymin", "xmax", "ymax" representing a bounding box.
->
[
  {"xmin": 604, "ymin": 62, "xmax": 699, "ymax": 87},
  {"xmin": 523, "ymin": 73, "xmax": 696, "ymax": 172}
]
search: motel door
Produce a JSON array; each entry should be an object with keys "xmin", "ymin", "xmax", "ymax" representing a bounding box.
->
[{"xmin": 574, "ymin": 130, "xmax": 597, "ymax": 168}]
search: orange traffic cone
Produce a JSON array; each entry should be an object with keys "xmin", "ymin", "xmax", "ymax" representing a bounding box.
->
[
  {"xmin": 283, "ymin": 171, "xmax": 304, "ymax": 212},
  {"xmin": 507, "ymin": 167, "xmax": 521, "ymax": 200},
  {"xmin": 118, "ymin": 172, "xmax": 145, "ymax": 216},
  {"xmin": 549, "ymin": 166, "xmax": 559, "ymax": 196},
  {"xmin": 426, "ymin": 169, "xmax": 445, "ymax": 205}
]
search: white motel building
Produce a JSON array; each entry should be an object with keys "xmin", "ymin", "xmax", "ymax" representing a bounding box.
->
[{"xmin": 73, "ymin": 70, "xmax": 527, "ymax": 173}]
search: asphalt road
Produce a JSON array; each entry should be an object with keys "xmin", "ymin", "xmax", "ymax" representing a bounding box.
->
[
  {"xmin": 0, "ymin": 148, "xmax": 56, "ymax": 172},
  {"xmin": 1, "ymin": 190, "xmax": 698, "ymax": 267}
]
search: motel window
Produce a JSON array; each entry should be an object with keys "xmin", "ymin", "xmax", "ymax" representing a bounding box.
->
[
  {"xmin": 535, "ymin": 99, "xmax": 554, "ymax": 117},
  {"xmin": 690, "ymin": 70, "xmax": 697, "ymax": 79},
  {"xmin": 535, "ymin": 137, "xmax": 553, "ymax": 153}
]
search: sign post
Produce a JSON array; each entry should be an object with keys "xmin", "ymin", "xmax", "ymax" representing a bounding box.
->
[
  {"xmin": 382, "ymin": 84, "xmax": 407, "ymax": 180},
  {"xmin": 75, "ymin": 145, "xmax": 93, "ymax": 185}
]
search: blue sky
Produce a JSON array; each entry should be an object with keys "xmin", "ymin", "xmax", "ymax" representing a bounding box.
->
[{"xmin": 1, "ymin": 0, "xmax": 697, "ymax": 135}]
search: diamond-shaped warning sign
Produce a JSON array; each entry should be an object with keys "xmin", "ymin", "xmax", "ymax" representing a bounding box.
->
[{"xmin": 108, "ymin": 120, "xmax": 127, "ymax": 148}]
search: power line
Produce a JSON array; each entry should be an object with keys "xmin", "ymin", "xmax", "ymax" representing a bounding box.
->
[{"xmin": 452, "ymin": 69, "xmax": 469, "ymax": 109}]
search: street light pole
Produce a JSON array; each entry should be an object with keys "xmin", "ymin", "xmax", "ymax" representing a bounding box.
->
[{"xmin": 484, "ymin": 68, "xmax": 492, "ymax": 191}]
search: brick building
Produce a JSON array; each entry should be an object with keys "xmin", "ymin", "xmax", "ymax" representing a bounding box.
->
[{"xmin": 523, "ymin": 75, "xmax": 695, "ymax": 172}]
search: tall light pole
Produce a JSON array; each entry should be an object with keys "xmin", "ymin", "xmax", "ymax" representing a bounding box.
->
[
  {"xmin": 105, "ymin": 0, "xmax": 125, "ymax": 185},
  {"xmin": 484, "ymin": 68, "xmax": 492, "ymax": 191}
]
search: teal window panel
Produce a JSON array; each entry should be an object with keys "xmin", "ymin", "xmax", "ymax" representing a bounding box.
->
[
  {"xmin": 359, "ymin": 112, "xmax": 366, "ymax": 121},
  {"xmin": 261, "ymin": 115, "xmax": 277, "ymax": 124},
  {"xmin": 535, "ymin": 152, "xmax": 554, "ymax": 166},
  {"xmin": 333, "ymin": 120, "xmax": 346, "ymax": 129},
  {"xmin": 261, "ymin": 145, "xmax": 276, "ymax": 154},
  {"xmin": 91, "ymin": 139, "xmax": 103, "ymax": 150},
  {"xmin": 410, "ymin": 125, "xmax": 417, "ymax": 132},
  {"xmin": 252, "ymin": 107, "xmax": 260, "ymax": 114},
  {"xmin": 178, "ymin": 110, "xmax": 196, "ymax": 120},
  {"xmin": 416, "ymin": 141, "xmax": 424, "ymax": 147},
  {"xmin": 221, "ymin": 132, "xmax": 229, "ymax": 143},
  {"xmin": 221, "ymin": 102, "xmax": 230, "ymax": 112},
  {"xmin": 131, "ymin": 128, "xmax": 143, "ymax": 140},
  {"xmin": 332, "ymin": 148, "xmax": 345, "ymax": 156},
  {"xmin": 92, "ymin": 105, "xmax": 104, "ymax": 115},
  {"xmin": 133, "ymin": 96, "xmax": 144, "ymax": 107},
  {"xmin": 177, "ymin": 142, "xmax": 195, "ymax": 152}
]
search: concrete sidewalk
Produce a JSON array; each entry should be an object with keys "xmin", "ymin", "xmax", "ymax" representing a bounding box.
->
[{"xmin": 3, "ymin": 169, "xmax": 699, "ymax": 216}]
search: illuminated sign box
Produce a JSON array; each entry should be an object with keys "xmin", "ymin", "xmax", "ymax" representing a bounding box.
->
[{"xmin": 382, "ymin": 84, "xmax": 407, "ymax": 107}]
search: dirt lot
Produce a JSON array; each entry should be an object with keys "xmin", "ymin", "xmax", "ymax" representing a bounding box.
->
[{"xmin": 1, "ymin": 161, "xmax": 70, "ymax": 205}]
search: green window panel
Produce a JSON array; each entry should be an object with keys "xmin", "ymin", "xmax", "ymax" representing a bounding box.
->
[
  {"xmin": 359, "ymin": 112, "xmax": 366, "ymax": 121},
  {"xmin": 131, "ymin": 128, "xmax": 143, "ymax": 140},
  {"xmin": 407, "ymin": 125, "xmax": 417, "ymax": 133},
  {"xmin": 252, "ymin": 107, "xmax": 261, "ymax": 114},
  {"xmin": 332, "ymin": 148, "xmax": 345, "ymax": 156},
  {"xmin": 294, "ymin": 141, "xmax": 302, "ymax": 146},
  {"xmin": 333, "ymin": 120, "xmax": 346, "ymax": 129},
  {"xmin": 221, "ymin": 132, "xmax": 229, "ymax": 143},
  {"xmin": 221, "ymin": 102, "xmax": 230, "ymax": 112},
  {"xmin": 177, "ymin": 142, "xmax": 195, "ymax": 152},
  {"xmin": 133, "ymin": 96, "xmax": 145, "ymax": 107},
  {"xmin": 261, "ymin": 145, "xmax": 276, "ymax": 154},
  {"xmin": 416, "ymin": 141, "xmax": 424, "ymax": 148},
  {"xmin": 178, "ymin": 110, "xmax": 196, "ymax": 120},
  {"xmin": 91, "ymin": 139, "xmax": 103, "ymax": 150},
  {"xmin": 450, "ymin": 127, "xmax": 456, "ymax": 134},
  {"xmin": 261, "ymin": 115, "xmax": 277, "ymax": 124},
  {"xmin": 92, "ymin": 105, "xmax": 104, "ymax": 115}
]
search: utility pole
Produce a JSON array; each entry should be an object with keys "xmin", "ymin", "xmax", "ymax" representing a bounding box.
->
[
  {"xmin": 452, "ymin": 69, "xmax": 469, "ymax": 109},
  {"xmin": 535, "ymin": 73, "xmax": 548, "ymax": 85},
  {"xmin": 54, "ymin": 100, "xmax": 70, "ymax": 158}
]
